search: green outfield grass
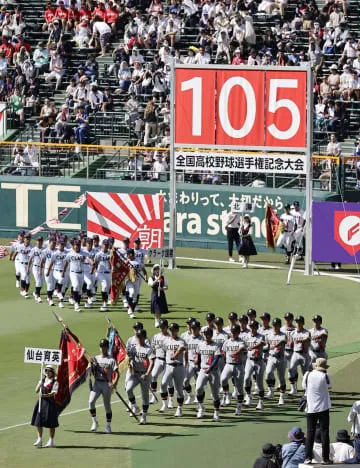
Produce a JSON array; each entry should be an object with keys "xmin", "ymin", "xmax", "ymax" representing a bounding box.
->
[{"xmin": 0, "ymin": 247, "xmax": 359, "ymax": 468}]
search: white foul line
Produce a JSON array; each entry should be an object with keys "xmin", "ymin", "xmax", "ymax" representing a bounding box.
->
[{"xmin": 177, "ymin": 256, "xmax": 360, "ymax": 284}]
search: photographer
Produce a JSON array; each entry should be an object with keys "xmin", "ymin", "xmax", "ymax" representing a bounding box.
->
[{"xmin": 253, "ymin": 443, "xmax": 281, "ymax": 468}]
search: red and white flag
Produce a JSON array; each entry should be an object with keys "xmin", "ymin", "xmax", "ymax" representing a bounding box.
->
[
  {"xmin": 28, "ymin": 225, "xmax": 45, "ymax": 235},
  {"xmin": 74, "ymin": 193, "xmax": 87, "ymax": 207},
  {"xmin": 87, "ymin": 192, "xmax": 164, "ymax": 249},
  {"xmin": 265, "ymin": 204, "xmax": 280, "ymax": 250},
  {"xmin": 0, "ymin": 246, "xmax": 9, "ymax": 259}
]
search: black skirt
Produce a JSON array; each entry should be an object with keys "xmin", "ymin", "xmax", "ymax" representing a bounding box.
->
[
  {"xmin": 238, "ymin": 236, "xmax": 257, "ymax": 256},
  {"xmin": 31, "ymin": 398, "xmax": 59, "ymax": 428},
  {"xmin": 151, "ymin": 289, "xmax": 168, "ymax": 315}
]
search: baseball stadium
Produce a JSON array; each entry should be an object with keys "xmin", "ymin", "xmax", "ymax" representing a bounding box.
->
[{"xmin": 0, "ymin": 0, "xmax": 360, "ymax": 467}]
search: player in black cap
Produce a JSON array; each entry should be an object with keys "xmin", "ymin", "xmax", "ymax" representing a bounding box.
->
[
  {"xmin": 213, "ymin": 317, "xmax": 228, "ymax": 376},
  {"xmin": 247, "ymin": 308, "xmax": 257, "ymax": 321},
  {"xmin": 281, "ymin": 313, "xmax": 296, "ymax": 373},
  {"xmin": 125, "ymin": 248, "xmax": 142, "ymax": 319},
  {"xmin": 181, "ymin": 317, "xmax": 195, "ymax": 344},
  {"xmin": 288, "ymin": 316, "xmax": 310, "ymax": 396},
  {"xmin": 309, "ymin": 315, "xmax": 328, "ymax": 365},
  {"xmin": 277, "ymin": 203, "xmax": 296, "ymax": 264},
  {"xmin": 244, "ymin": 321, "xmax": 266, "ymax": 410},
  {"xmin": 264, "ymin": 318, "xmax": 287, "ymax": 404},
  {"xmin": 184, "ymin": 320, "xmax": 203, "ymax": 405},
  {"xmin": 201, "ymin": 312, "xmax": 216, "ymax": 333},
  {"xmin": 10, "ymin": 230, "xmax": 25, "ymax": 288},
  {"xmin": 89, "ymin": 338, "xmax": 119, "ymax": 434},
  {"xmin": 224, "ymin": 312, "xmax": 238, "ymax": 334},
  {"xmin": 150, "ymin": 319, "xmax": 172, "ymax": 405}
]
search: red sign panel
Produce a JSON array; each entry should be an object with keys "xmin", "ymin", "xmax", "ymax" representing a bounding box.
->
[
  {"xmin": 334, "ymin": 211, "xmax": 360, "ymax": 256},
  {"xmin": 87, "ymin": 192, "xmax": 164, "ymax": 249},
  {"xmin": 175, "ymin": 67, "xmax": 307, "ymax": 149}
]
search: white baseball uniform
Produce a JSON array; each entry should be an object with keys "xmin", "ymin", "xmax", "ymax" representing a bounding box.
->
[
  {"xmin": 65, "ymin": 249, "xmax": 86, "ymax": 292},
  {"xmin": 29, "ymin": 246, "xmax": 44, "ymax": 288},
  {"xmin": 15, "ymin": 243, "xmax": 33, "ymax": 283}
]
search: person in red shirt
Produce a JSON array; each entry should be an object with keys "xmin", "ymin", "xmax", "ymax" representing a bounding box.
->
[
  {"xmin": 232, "ymin": 48, "xmax": 245, "ymax": 65},
  {"xmin": 67, "ymin": 2, "xmax": 81, "ymax": 32},
  {"xmin": 92, "ymin": 2, "xmax": 106, "ymax": 22},
  {"xmin": 43, "ymin": 3, "xmax": 56, "ymax": 31},
  {"xmin": 79, "ymin": 1, "xmax": 92, "ymax": 21},
  {"xmin": 14, "ymin": 35, "xmax": 31, "ymax": 53},
  {"xmin": 0, "ymin": 37, "xmax": 14, "ymax": 59},
  {"xmin": 105, "ymin": 1, "xmax": 119, "ymax": 32},
  {"xmin": 54, "ymin": 0, "xmax": 68, "ymax": 30}
]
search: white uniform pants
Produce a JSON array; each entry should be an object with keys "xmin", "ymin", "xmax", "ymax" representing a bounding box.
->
[
  {"xmin": 32, "ymin": 265, "xmax": 44, "ymax": 288},
  {"xmin": 244, "ymin": 359, "xmax": 265, "ymax": 393},
  {"xmin": 183, "ymin": 362, "xmax": 198, "ymax": 388},
  {"xmin": 45, "ymin": 270, "xmax": 56, "ymax": 291},
  {"xmin": 289, "ymin": 351, "xmax": 311, "ymax": 383},
  {"xmin": 126, "ymin": 279, "xmax": 140, "ymax": 300},
  {"xmin": 196, "ymin": 369, "xmax": 220, "ymax": 401},
  {"xmin": 15, "ymin": 258, "xmax": 21, "ymax": 276},
  {"xmin": 89, "ymin": 380, "xmax": 112, "ymax": 414},
  {"xmin": 265, "ymin": 356, "xmax": 286, "ymax": 389},
  {"xmin": 19, "ymin": 263, "xmax": 30, "ymax": 283},
  {"xmin": 97, "ymin": 272, "xmax": 112, "ymax": 293},
  {"xmin": 276, "ymin": 232, "xmax": 293, "ymax": 251},
  {"xmin": 221, "ymin": 363, "xmax": 245, "ymax": 396},
  {"xmin": 70, "ymin": 271, "xmax": 84, "ymax": 292},
  {"xmin": 84, "ymin": 269, "xmax": 95, "ymax": 291},
  {"xmin": 293, "ymin": 228, "xmax": 304, "ymax": 250},
  {"xmin": 160, "ymin": 364, "xmax": 184, "ymax": 400},
  {"xmin": 126, "ymin": 373, "xmax": 150, "ymax": 407}
]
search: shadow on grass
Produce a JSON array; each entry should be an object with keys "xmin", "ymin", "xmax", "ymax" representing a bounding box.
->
[
  {"xmin": 56, "ymin": 445, "xmax": 149, "ymax": 450},
  {"xmin": 67, "ymin": 429, "xmax": 196, "ymax": 438}
]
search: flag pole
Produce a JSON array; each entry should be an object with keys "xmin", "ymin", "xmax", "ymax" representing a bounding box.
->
[{"xmin": 38, "ymin": 362, "xmax": 44, "ymax": 414}]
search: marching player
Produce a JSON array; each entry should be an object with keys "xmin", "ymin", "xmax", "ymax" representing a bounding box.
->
[
  {"xmin": 288, "ymin": 315, "xmax": 311, "ymax": 396},
  {"xmin": 276, "ymin": 204, "xmax": 296, "ymax": 264},
  {"xmin": 46, "ymin": 236, "xmax": 68, "ymax": 308},
  {"xmin": 91, "ymin": 239, "xmax": 112, "ymax": 312},
  {"xmin": 89, "ymin": 338, "xmax": 119, "ymax": 434},
  {"xmin": 195, "ymin": 327, "xmax": 222, "ymax": 421},
  {"xmin": 264, "ymin": 318, "xmax": 287, "ymax": 405},
  {"xmin": 133, "ymin": 238, "xmax": 148, "ymax": 311},
  {"xmin": 83, "ymin": 238, "xmax": 96, "ymax": 308},
  {"xmin": 13, "ymin": 233, "xmax": 33, "ymax": 298},
  {"xmin": 244, "ymin": 321, "xmax": 265, "ymax": 410},
  {"xmin": 125, "ymin": 248, "xmax": 141, "ymax": 319},
  {"xmin": 126, "ymin": 329, "xmax": 155, "ymax": 425},
  {"xmin": 291, "ymin": 201, "xmax": 306, "ymax": 257},
  {"xmin": 224, "ymin": 312, "xmax": 238, "ymax": 334},
  {"xmin": 150, "ymin": 319, "xmax": 171, "ymax": 404},
  {"xmin": 41, "ymin": 237, "xmax": 57, "ymax": 306},
  {"xmin": 247, "ymin": 308, "xmax": 257, "ymax": 323},
  {"xmin": 159, "ymin": 323, "xmax": 186, "ymax": 416},
  {"xmin": 148, "ymin": 264, "xmax": 169, "ymax": 327},
  {"xmin": 62, "ymin": 239, "xmax": 86, "ymax": 312},
  {"xmin": 117, "ymin": 237, "xmax": 129, "ymax": 307},
  {"xmin": 221, "ymin": 324, "xmax": 247, "ymax": 414},
  {"xmin": 281, "ymin": 312, "xmax": 296, "ymax": 371},
  {"xmin": 212, "ymin": 317, "xmax": 229, "ymax": 376},
  {"xmin": 201, "ymin": 313, "xmax": 216, "ymax": 334},
  {"xmin": 184, "ymin": 321, "xmax": 203, "ymax": 405},
  {"xmin": 27, "ymin": 236, "xmax": 44, "ymax": 303},
  {"xmin": 10, "ymin": 230, "xmax": 25, "ymax": 288},
  {"xmin": 92, "ymin": 235, "xmax": 101, "ymax": 253},
  {"xmin": 259, "ymin": 312, "xmax": 272, "ymax": 395},
  {"xmin": 309, "ymin": 315, "xmax": 328, "ymax": 364}
]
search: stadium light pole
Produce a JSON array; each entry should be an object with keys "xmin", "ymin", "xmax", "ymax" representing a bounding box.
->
[
  {"xmin": 304, "ymin": 64, "xmax": 314, "ymax": 276},
  {"xmin": 168, "ymin": 59, "xmax": 176, "ymax": 269}
]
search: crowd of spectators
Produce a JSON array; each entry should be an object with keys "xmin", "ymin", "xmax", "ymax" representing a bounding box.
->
[{"xmin": 0, "ymin": 0, "xmax": 358, "ymax": 180}]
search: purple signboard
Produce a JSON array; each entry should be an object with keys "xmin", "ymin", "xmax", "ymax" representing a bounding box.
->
[{"xmin": 312, "ymin": 202, "xmax": 360, "ymax": 263}]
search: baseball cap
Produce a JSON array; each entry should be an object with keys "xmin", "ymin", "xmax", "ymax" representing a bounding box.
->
[
  {"xmin": 228, "ymin": 312, "xmax": 238, "ymax": 320},
  {"xmin": 86, "ymin": 237, "xmax": 93, "ymax": 243},
  {"xmin": 136, "ymin": 329, "xmax": 147, "ymax": 339},
  {"xmin": 206, "ymin": 313, "xmax": 215, "ymax": 321},
  {"xmin": 58, "ymin": 236, "xmax": 66, "ymax": 244},
  {"xmin": 133, "ymin": 322, "xmax": 143, "ymax": 330},
  {"xmin": 190, "ymin": 320, "xmax": 201, "ymax": 329},
  {"xmin": 24, "ymin": 233, "xmax": 31, "ymax": 239},
  {"xmin": 284, "ymin": 312, "xmax": 294, "ymax": 320},
  {"xmin": 312, "ymin": 314, "xmax": 322, "ymax": 322},
  {"xmin": 203, "ymin": 327, "xmax": 213, "ymax": 336},
  {"xmin": 93, "ymin": 235, "xmax": 99, "ymax": 241},
  {"xmin": 284, "ymin": 203, "xmax": 291, "ymax": 209},
  {"xmin": 74, "ymin": 239, "xmax": 81, "ymax": 246},
  {"xmin": 272, "ymin": 318, "xmax": 282, "ymax": 326},
  {"xmin": 239, "ymin": 314, "xmax": 248, "ymax": 322},
  {"xmin": 36, "ymin": 236, "xmax": 44, "ymax": 242},
  {"xmin": 169, "ymin": 323, "xmax": 179, "ymax": 331},
  {"xmin": 159, "ymin": 319, "xmax": 168, "ymax": 328},
  {"xmin": 330, "ymin": 64, "xmax": 338, "ymax": 70},
  {"xmin": 231, "ymin": 324, "xmax": 240, "ymax": 333},
  {"xmin": 122, "ymin": 237, "xmax": 130, "ymax": 243},
  {"xmin": 102, "ymin": 239, "xmax": 109, "ymax": 245},
  {"xmin": 293, "ymin": 201, "xmax": 300, "ymax": 207},
  {"xmin": 186, "ymin": 317, "xmax": 195, "ymax": 324},
  {"xmin": 249, "ymin": 320, "xmax": 259, "ymax": 328},
  {"xmin": 288, "ymin": 426, "xmax": 304, "ymax": 441},
  {"xmin": 260, "ymin": 312, "xmax": 271, "ymax": 321},
  {"xmin": 262, "ymin": 444, "xmax": 276, "ymax": 459},
  {"xmin": 134, "ymin": 238, "xmax": 141, "ymax": 244},
  {"xmin": 247, "ymin": 308, "xmax": 256, "ymax": 316},
  {"xmin": 18, "ymin": 230, "xmax": 25, "ymax": 236},
  {"xmin": 99, "ymin": 338, "xmax": 109, "ymax": 347},
  {"xmin": 295, "ymin": 315, "xmax": 305, "ymax": 323},
  {"xmin": 214, "ymin": 317, "xmax": 224, "ymax": 325},
  {"xmin": 127, "ymin": 248, "xmax": 134, "ymax": 255}
]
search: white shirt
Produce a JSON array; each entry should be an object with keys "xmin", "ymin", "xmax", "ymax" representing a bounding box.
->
[
  {"xmin": 330, "ymin": 442, "xmax": 354, "ymax": 463},
  {"xmin": 194, "ymin": 52, "xmax": 211, "ymax": 64},
  {"xmin": 226, "ymin": 212, "xmax": 241, "ymax": 228},
  {"xmin": 94, "ymin": 250, "xmax": 111, "ymax": 273},
  {"xmin": 93, "ymin": 21, "xmax": 111, "ymax": 35},
  {"xmin": 302, "ymin": 370, "xmax": 332, "ymax": 413},
  {"xmin": 348, "ymin": 400, "xmax": 360, "ymax": 435}
]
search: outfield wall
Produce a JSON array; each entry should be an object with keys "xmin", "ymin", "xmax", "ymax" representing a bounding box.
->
[{"xmin": 0, "ymin": 176, "xmax": 337, "ymax": 252}]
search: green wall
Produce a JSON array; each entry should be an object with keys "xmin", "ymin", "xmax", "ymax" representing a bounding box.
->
[{"xmin": 0, "ymin": 176, "xmax": 336, "ymax": 251}]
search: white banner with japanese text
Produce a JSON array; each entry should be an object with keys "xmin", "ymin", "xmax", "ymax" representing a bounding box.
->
[
  {"xmin": 175, "ymin": 151, "xmax": 307, "ymax": 174},
  {"xmin": 24, "ymin": 347, "xmax": 62, "ymax": 365}
]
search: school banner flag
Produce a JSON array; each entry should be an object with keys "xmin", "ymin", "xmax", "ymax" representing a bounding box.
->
[
  {"xmin": 265, "ymin": 204, "xmax": 280, "ymax": 250},
  {"xmin": 55, "ymin": 329, "xmax": 89, "ymax": 413},
  {"xmin": 109, "ymin": 249, "xmax": 130, "ymax": 304},
  {"xmin": 108, "ymin": 326, "xmax": 127, "ymax": 366}
]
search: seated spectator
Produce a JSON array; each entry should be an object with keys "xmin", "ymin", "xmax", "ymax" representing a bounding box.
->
[
  {"xmin": 66, "ymin": 0, "xmax": 80, "ymax": 32},
  {"xmin": 233, "ymin": 48, "xmax": 245, "ymax": 65},
  {"xmin": 340, "ymin": 64, "xmax": 354, "ymax": 99},
  {"xmin": 14, "ymin": 35, "xmax": 31, "ymax": 54},
  {"xmin": 89, "ymin": 83, "xmax": 104, "ymax": 113},
  {"xmin": 148, "ymin": 0, "xmax": 164, "ymax": 16},
  {"xmin": 92, "ymin": 1, "xmax": 107, "ymax": 22},
  {"xmin": 164, "ymin": 19, "xmax": 180, "ymax": 48},
  {"xmin": 158, "ymin": 100, "xmax": 170, "ymax": 130},
  {"xmin": 202, "ymin": 171, "xmax": 221, "ymax": 184},
  {"xmin": 65, "ymin": 78, "xmax": 77, "ymax": 107},
  {"xmin": 184, "ymin": 47, "xmax": 197, "ymax": 64},
  {"xmin": 253, "ymin": 443, "xmax": 277, "ymax": 468},
  {"xmin": 33, "ymin": 42, "xmax": 49, "ymax": 78},
  {"xmin": 216, "ymin": 30, "xmax": 230, "ymax": 63},
  {"xmin": 128, "ymin": 154, "xmax": 143, "ymax": 180},
  {"xmin": 74, "ymin": 105, "xmax": 89, "ymax": 144},
  {"xmin": 102, "ymin": 87, "xmax": 114, "ymax": 113},
  {"xmin": 248, "ymin": 49, "xmax": 261, "ymax": 66},
  {"xmin": 319, "ymin": 77, "xmax": 332, "ymax": 99},
  {"xmin": 125, "ymin": 93, "xmax": 140, "ymax": 123},
  {"xmin": 74, "ymin": 16, "xmax": 91, "ymax": 49},
  {"xmin": 0, "ymin": 50, "xmax": 7, "ymax": 78},
  {"xmin": 319, "ymin": 134, "xmax": 341, "ymax": 189},
  {"xmin": 10, "ymin": 87, "xmax": 25, "ymax": 125},
  {"xmin": 48, "ymin": 19, "xmax": 63, "ymax": 44},
  {"xmin": 73, "ymin": 77, "xmax": 90, "ymax": 111},
  {"xmin": 314, "ymin": 96, "xmax": 327, "ymax": 130},
  {"xmin": 129, "ymin": 47, "xmax": 144, "ymax": 66},
  {"xmin": 0, "ymin": 36, "xmax": 14, "ymax": 60},
  {"xmin": 281, "ymin": 426, "xmax": 306, "ymax": 468},
  {"xmin": 194, "ymin": 46, "xmax": 211, "ymax": 64},
  {"xmin": 40, "ymin": 98, "xmax": 57, "ymax": 122},
  {"xmin": 43, "ymin": 2, "xmax": 57, "ymax": 31},
  {"xmin": 45, "ymin": 48, "xmax": 64, "ymax": 91},
  {"xmin": 330, "ymin": 429, "xmax": 355, "ymax": 463},
  {"xmin": 55, "ymin": 104, "xmax": 70, "ymax": 138},
  {"xmin": 84, "ymin": 54, "xmax": 99, "ymax": 82}
]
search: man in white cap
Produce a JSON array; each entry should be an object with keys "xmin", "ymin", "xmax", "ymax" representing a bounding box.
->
[
  {"xmin": 302, "ymin": 357, "xmax": 332, "ymax": 465},
  {"xmin": 225, "ymin": 202, "xmax": 241, "ymax": 262}
]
